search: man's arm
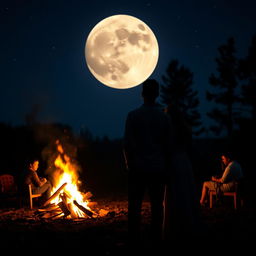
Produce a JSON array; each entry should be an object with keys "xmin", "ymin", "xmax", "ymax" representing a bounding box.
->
[
  {"xmin": 32, "ymin": 172, "xmax": 46, "ymax": 187},
  {"xmin": 211, "ymin": 176, "xmax": 222, "ymax": 183},
  {"xmin": 212, "ymin": 165, "xmax": 230, "ymax": 183}
]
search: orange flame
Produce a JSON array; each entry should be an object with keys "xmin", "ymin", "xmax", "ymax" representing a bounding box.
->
[{"xmin": 49, "ymin": 141, "xmax": 92, "ymax": 218}]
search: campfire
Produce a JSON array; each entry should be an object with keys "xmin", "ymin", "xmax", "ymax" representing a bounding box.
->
[{"xmin": 37, "ymin": 140, "xmax": 105, "ymax": 219}]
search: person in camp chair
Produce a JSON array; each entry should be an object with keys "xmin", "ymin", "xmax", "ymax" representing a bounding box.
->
[
  {"xmin": 200, "ymin": 152, "xmax": 243, "ymax": 206},
  {"xmin": 24, "ymin": 158, "xmax": 52, "ymax": 202}
]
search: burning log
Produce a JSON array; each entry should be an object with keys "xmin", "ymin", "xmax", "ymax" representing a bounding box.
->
[
  {"xmin": 43, "ymin": 182, "xmax": 67, "ymax": 206},
  {"xmin": 67, "ymin": 203, "xmax": 79, "ymax": 219},
  {"xmin": 60, "ymin": 192, "xmax": 80, "ymax": 218},
  {"xmin": 60, "ymin": 192, "xmax": 78, "ymax": 218},
  {"xmin": 36, "ymin": 205, "xmax": 63, "ymax": 218},
  {"xmin": 73, "ymin": 200, "xmax": 94, "ymax": 218},
  {"xmin": 36, "ymin": 203, "xmax": 61, "ymax": 218},
  {"xmin": 38, "ymin": 204, "xmax": 59, "ymax": 212},
  {"xmin": 58, "ymin": 201, "xmax": 71, "ymax": 217},
  {"xmin": 40, "ymin": 211, "xmax": 63, "ymax": 219},
  {"xmin": 37, "ymin": 192, "xmax": 72, "ymax": 219}
]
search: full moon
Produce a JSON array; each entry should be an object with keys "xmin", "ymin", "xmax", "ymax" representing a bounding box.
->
[{"xmin": 85, "ymin": 14, "xmax": 159, "ymax": 89}]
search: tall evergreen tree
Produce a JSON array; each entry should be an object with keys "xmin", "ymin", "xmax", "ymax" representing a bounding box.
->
[
  {"xmin": 160, "ymin": 59, "xmax": 204, "ymax": 136},
  {"xmin": 239, "ymin": 34, "xmax": 256, "ymax": 121},
  {"xmin": 206, "ymin": 37, "xmax": 240, "ymax": 136}
]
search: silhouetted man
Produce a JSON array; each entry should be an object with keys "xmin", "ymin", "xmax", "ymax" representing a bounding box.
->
[{"xmin": 123, "ymin": 79, "xmax": 172, "ymax": 245}]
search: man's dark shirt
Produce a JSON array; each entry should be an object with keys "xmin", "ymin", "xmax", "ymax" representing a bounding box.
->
[
  {"xmin": 124, "ymin": 103, "xmax": 172, "ymax": 173},
  {"xmin": 24, "ymin": 170, "xmax": 41, "ymax": 188}
]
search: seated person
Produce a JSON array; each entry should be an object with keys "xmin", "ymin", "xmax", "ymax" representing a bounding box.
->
[
  {"xmin": 24, "ymin": 158, "xmax": 52, "ymax": 202},
  {"xmin": 200, "ymin": 152, "xmax": 243, "ymax": 206}
]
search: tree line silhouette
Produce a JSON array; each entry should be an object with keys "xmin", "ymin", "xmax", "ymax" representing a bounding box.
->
[
  {"xmin": 161, "ymin": 35, "xmax": 256, "ymax": 138},
  {"xmin": 0, "ymin": 35, "xmax": 255, "ymax": 199}
]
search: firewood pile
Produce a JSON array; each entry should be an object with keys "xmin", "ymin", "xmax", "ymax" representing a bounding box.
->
[
  {"xmin": 32, "ymin": 183, "xmax": 150, "ymax": 221},
  {"xmin": 36, "ymin": 200, "xmax": 100, "ymax": 220},
  {"xmin": 0, "ymin": 200, "xmax": 151, "ymax": 223},
  {"xmin": 33, "ymin": 182, "xmax": 97, "ymax": 220},
  {"xmin": 0, "ymin": 200, "xmax": 133, "ymax": 223}
]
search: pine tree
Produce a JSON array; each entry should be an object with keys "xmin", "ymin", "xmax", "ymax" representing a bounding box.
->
[
  {"xmin": 160, "ymin": 59, "xmax": 204, "ymax": 136},
  {"xmin": 206, "ymin": 37, "xmax": 240, "ymax": 136},
  {"xmin": 239, "ymin": 34, "xmax": 256, "ymax": 121}
]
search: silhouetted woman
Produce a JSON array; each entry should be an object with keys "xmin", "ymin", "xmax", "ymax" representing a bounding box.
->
[{"xmin": 163, "ymin": 104, "xmax": 200, "ymax": 241}]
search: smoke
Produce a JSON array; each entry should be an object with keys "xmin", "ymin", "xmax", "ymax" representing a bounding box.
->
[{"xmin": 31, "ymin": 123, "xmax": 82, "ymax": 188}]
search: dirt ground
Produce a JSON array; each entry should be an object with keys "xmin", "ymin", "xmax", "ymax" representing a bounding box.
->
[{"xmin": 0, "ymin": 198, "xmax": 256, "ymax": 254}]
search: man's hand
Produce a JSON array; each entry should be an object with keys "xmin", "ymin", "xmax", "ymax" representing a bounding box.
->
[
  {"xmin": 212, "ymin": 176, "xmax": 221, "ymax": 183},
  {"xmin": 41, "ymin": 177, "xmax": 47, "ymax": 183}
]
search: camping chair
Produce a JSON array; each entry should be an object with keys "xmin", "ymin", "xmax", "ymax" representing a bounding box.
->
[
  {"xmin": 0, "ymin": 174, "xmax": 17, "ymax": 193},
  {"xmin": 28, "ymin": 184, "xmax": 42, "ymax": 209},
  {"xmin": 0, "ymin": 174, "xmax": 18, "ymax": 206},
  {"xmin": 209, "ymin": 181, "xmax": 243, "ymax": 209}
]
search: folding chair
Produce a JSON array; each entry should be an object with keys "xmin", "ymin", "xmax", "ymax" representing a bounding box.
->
[
  {"xmin": 28, "ymin": 184, "xmax": 42, "ymax": 209},
  {"xmin": 209, "ymin": 182, "xmax": 243, "ymax": 209}
]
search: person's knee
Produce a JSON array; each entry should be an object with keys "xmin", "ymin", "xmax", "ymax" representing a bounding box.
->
[{"xmin": 203, "ymin": 181, "xmax": 211, "ymax": 189}]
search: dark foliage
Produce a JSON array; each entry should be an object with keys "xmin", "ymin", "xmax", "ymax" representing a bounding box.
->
[
  {"xmin": 161, "ymin": 59, "xmax": 205, "ymax": 136},
  {"xmin": 206, "ymin": 37, "xmax": 241, "ymax": 136}
]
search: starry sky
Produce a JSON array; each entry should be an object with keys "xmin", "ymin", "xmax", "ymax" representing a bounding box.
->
[{"xmin": 1, "ymin": 0, "xmax": 256, "ymax": 139}]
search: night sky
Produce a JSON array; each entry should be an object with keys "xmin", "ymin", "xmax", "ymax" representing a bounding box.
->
[{"xmin": 1, "ymin": 0, "xmax": 255, "ymax": 139}]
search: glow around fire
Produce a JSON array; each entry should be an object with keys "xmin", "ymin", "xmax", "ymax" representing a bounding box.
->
[{"xmin": 49, "ymin": 141, "xmax": 92, "ymax": 218}]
